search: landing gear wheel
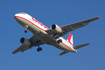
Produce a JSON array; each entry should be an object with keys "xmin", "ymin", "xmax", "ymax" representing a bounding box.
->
[
  {"xmin": 39, "ymin": 47, "xmax": 42, "ymax": 51},
  {"xmin": 37, "ymin": 49, "xmax": 39, "ymax": 52},
  {"xmin": 25, "ymin": 30, "xmax": 28, "ymax": 33},
  {"xmin": 37, "ymin": 47, "xmax": 42, "ymax": 52},
  {"xmin": 57, "ymin": 39, "xmax": 62, "ymax": 44}
]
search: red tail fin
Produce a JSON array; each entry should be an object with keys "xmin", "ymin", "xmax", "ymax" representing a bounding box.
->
[{"xmin": 67, "ymin": 33, "xmax": 73, "ymax": 46}]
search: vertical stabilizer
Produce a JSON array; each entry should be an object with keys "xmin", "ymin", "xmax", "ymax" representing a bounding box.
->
[{"xmin": 67, "ymin": 33, "xmax": 73, "ymax": 46}]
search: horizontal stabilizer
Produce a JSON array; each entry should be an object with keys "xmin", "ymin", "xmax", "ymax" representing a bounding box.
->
[
  {"xmin": 73, "ymin": 43, "xmax": 90, "ymax": 49},
  {"xmin": 59, "ymin": 51, "xmax": 69, "ymax": 56}
]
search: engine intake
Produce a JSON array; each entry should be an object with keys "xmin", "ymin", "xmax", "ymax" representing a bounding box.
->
[
  {"xmin": 20, "ymin": 37, "xmax": 31, "ymax": 46},
  {"xmin": 51, "ymin": 24, "xmax": 62, "ymax": 33}
]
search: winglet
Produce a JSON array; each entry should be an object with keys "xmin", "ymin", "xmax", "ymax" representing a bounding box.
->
[{"xmin": 99, "ymin": 17, "xmax": 101, "ymax": 19}]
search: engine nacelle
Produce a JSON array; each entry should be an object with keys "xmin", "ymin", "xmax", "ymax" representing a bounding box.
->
[
  {"xmin": 20, "ymin": 37, "xmax": 31, "ymax": 46},
  {"xmin": 51, "ymin": 24, "xmax": 62, "ymax": 33}
]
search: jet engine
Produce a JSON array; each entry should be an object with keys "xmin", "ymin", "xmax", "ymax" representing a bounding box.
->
[
  {"xmin": 20, "ymin": 37, "xmax": 31, "ymax": 46},
  {"xmin": 51, "ymin": 24, "xmax": 62, "ymax": 33}
]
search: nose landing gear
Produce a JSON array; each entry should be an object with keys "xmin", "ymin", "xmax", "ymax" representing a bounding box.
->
[
  {"xmin": 25, "ymin": 30, "xmax": 28, "ymax": 33},
  {"xmin": 24, "ymin": 25, "xmax": 28, "ymax": 33}
]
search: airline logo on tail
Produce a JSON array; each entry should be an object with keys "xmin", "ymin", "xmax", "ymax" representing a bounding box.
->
[{"xmin": 67, "ymin": 33, "xmax": 73, "ymax": 46}]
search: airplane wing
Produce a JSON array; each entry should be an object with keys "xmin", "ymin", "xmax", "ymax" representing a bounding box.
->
[
  {"xmin": 12, "ymin": 36, "xmax": 45, "ymax": 55},
  {"xmin": 60, "ymin": 17, "xmax": 100, "ymax": 33},
  {"xmin": 46, "ymin": 17, "xmax": 100, "ymax": 36}
]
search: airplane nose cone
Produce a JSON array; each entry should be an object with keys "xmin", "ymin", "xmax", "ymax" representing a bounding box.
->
[
  {"xmin": 14, "ymin": 13, "xmax": 22, "ymax": 23},
  {"xmin": 14, "ymin": 14, "xmax": 18, "ymax": 18}
]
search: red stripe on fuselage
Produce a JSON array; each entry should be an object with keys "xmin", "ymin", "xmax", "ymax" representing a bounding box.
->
[{"xmin": 14, "ymin": 16, "xmax": 49, "ymax": 31}]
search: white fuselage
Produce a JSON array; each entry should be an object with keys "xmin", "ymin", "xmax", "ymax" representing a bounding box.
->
[{"xmin": 14, "ymin": 13, "xmax": 76, "ymax": 52}]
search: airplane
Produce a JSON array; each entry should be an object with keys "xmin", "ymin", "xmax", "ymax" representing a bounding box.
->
[{"xmin": 12, "ymin": 12, "xmax": 100, "ymax": 55}]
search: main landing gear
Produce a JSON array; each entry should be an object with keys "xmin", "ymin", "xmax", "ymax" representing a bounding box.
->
[
  {"xmin": 37, "ymin": 47, "xmax": 42, "ymax": 52},
  {"xmin": 35, "ymin": 43, "xmax": 42, "ymax": 52},
  {"xmin": 52, "ymin": 34, "xmax": 62, "ymax": 44},
  {"xmin": 57, "ymin": 39, "xmax": 62, "ymax": 44}
]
